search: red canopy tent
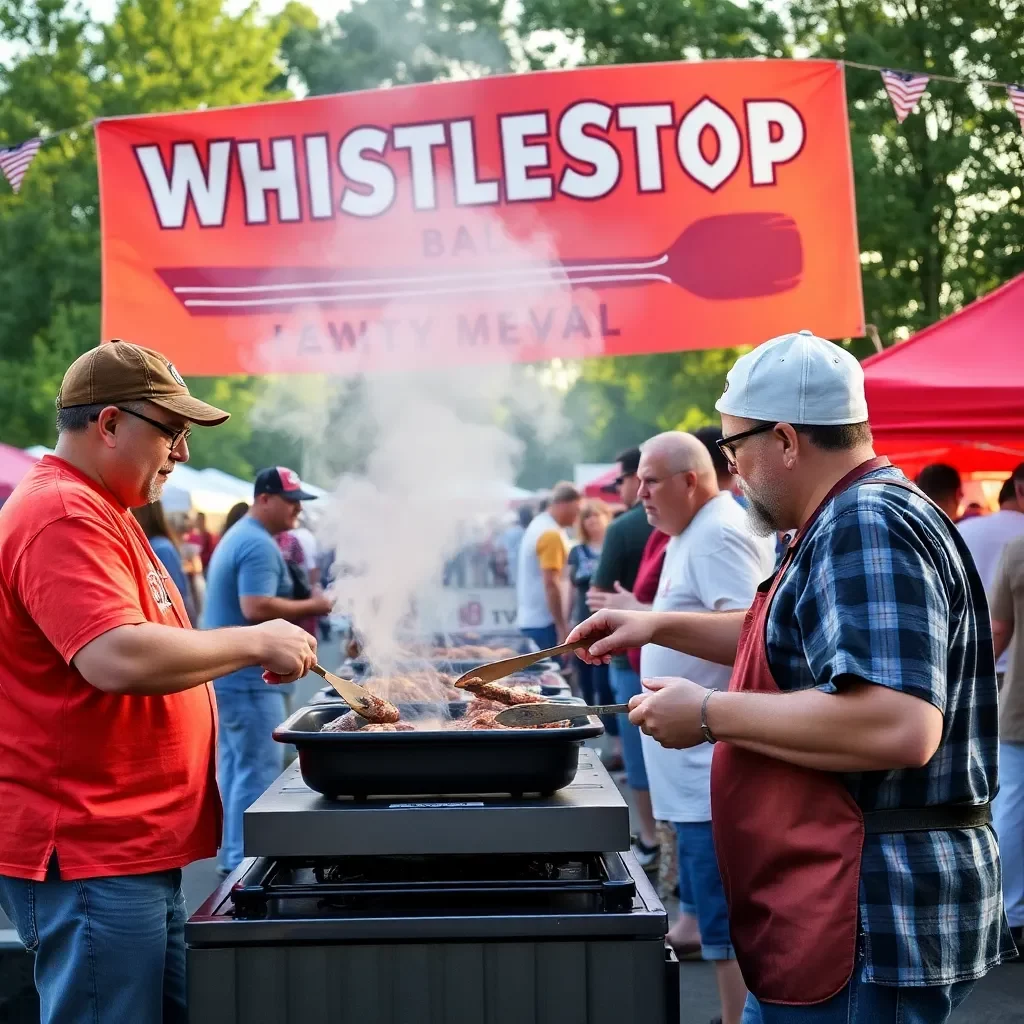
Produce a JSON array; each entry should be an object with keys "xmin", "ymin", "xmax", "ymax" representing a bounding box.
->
[
  {"xmin": 862, "ymin": 273, "xmax": 1024, "ymax": 480},
  {"xmin": 583, "ymin": 466, "xmax": 619, "ymax": 498},
  {"xmin": 0, "ymin": 443, "xmax": 39, "ymax": 504}
]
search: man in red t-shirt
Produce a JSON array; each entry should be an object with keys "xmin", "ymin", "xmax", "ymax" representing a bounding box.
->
[{"xmin": 0, "ymin": 341, "xmax": 318, "ymax": 1024}]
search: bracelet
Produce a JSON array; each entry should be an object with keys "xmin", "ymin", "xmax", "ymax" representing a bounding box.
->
[{"xmin": 700, "ymin": 688, "xmax": 718, "ymax": 745}]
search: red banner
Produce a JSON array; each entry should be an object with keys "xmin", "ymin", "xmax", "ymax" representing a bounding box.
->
[{"xmin": 96, "ymin": 60, "xmax": 863, "ymax": 375}]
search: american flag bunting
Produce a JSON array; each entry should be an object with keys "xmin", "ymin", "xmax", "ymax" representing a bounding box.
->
[
  {"xmin": 0, "ymin": 137, "xmax": 42, "ymax": 194},
  {"xmin": 881, "ymin": 70, "xmax": 930, "ymax": 123},
  {"xmin": 1007, "ymin": 86, "xmax": 1024, "ymax": 135}
]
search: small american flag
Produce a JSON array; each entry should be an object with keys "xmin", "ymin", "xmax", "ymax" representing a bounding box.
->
[
  {"xmin": 1007, "ymin": 86, "xmax": 1024, "ymax": 134},
  {"xmin": 881, "ymin": 70, "xmax": 930, "ymax": 123},
  {"xmin": 0, "ymin": 137, "xmax": 42, "ymax": 194}
]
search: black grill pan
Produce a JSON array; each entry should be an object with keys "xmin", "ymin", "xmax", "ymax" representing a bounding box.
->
[{"xmin": 273, "ymin": 701, "xmax": 603, "ymax": 800}]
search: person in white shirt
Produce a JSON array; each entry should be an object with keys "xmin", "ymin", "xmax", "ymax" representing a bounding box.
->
[
  {"xmin": 289, "ymin": 516, "xmax": 321, "ymax": 583},
  {"xmin": 637, "ymin": 432, "xmax": 775, "ymax": 1024},
  {"xmin": 959, "ymin": 466, "xmax": 1024, "ymax": 674},
  {"xmin": 516, "ymin": 482, "xmax": 581, "ymax": 649}
]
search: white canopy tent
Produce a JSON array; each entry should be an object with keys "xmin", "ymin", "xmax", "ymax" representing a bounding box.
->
[
  {"xmin": 23, "ymin": 447, "xmax": 239, "ymax": 515},
  {"xmin": 162, "ymin": 465, "xmax": 239, "ymax": 515},
  {"xmin": 23, "ymin": 448, "xmax": 326, "ymax": 515},
  {"xmin": 198, "ymin": 468, "xmax": 253, "ymax": 501}
]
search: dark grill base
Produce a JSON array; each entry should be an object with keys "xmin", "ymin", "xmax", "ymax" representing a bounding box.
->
[{"xmin": 188, "ymin": 938, "xmax": 678, "ymax": 1024}]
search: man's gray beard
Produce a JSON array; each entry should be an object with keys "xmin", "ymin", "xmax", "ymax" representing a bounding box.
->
[{"xmin": 740, "ymin": 482, "xmax": 782, "ymax": 537}]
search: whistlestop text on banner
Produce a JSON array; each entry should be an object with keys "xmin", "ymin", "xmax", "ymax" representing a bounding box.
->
[{"xmin": 95, "ymin": 60, "xmax": 864, "ymax": 376}]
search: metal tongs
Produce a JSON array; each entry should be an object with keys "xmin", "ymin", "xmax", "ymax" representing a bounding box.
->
[
  {"xmin": 453, "ymin": 638, "xmax": 592, "ymax": 688},
  {"xmin": 495, "ymin": 702, "xmax": 629, "ymax": 727}
]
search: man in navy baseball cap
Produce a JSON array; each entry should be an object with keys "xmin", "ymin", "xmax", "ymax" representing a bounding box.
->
[{"xmin": 253, "ymin": 466, "xmax": 319, "ymax": 502}]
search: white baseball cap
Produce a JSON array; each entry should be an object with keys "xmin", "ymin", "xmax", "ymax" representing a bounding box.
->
[{"xmin": 714, "ymin": 330, "xmax": 868, "ymax": 426}]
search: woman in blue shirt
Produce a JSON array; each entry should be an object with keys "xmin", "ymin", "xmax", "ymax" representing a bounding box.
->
[{"xmin": 132, "ymin": 501, "xmax": 196, "ymax": 623}]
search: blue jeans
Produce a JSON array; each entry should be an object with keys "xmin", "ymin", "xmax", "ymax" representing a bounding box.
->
[
  {"xmin": 574, "ymin": 659, "xmax": 619, "ymax": 736},
  {"xmin": 608, "ymin": 662, "xmax": 648, "ymax": 790},
  {"xmin": 742, "ymin": 974, "xmax": 974, "ymax": 1023},
  {"xmin": 521, "ymin": 624, "xmax": 558, "ymax": 651},
  {"xmin": 0, "ymin": 869, "xmax": 186, "ymax": 1024},
  {"xmin": 994, "ymin": 740, "xmax": 1024, "ymax": 927},
  {"xmin": 215, "ymin": 686, "xmax": 287, "ymax": 872},
  {"xmin": 675, "ymin": 821, "xmax": 734, "ymax": 960}
]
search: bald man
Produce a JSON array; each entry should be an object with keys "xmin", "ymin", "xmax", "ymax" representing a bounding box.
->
[{"xmin": 637, "ymin": 432, "xmax": 775, "ymax": 1024}]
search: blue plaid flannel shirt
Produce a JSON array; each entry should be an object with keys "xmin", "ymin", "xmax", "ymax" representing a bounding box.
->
[{"xmin": 765, "ymin": 465, "xmax": 1015, "ymax": 986}]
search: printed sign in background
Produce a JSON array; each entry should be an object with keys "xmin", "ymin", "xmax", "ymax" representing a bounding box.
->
[{"xmin": 96, "ymin": 60, "xmax": 863, "ymax": 375}]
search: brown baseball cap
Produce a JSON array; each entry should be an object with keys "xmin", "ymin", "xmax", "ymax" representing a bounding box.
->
[{"xmin": 57, "ymin": 340, "xmax": 229, "ymax": 426}]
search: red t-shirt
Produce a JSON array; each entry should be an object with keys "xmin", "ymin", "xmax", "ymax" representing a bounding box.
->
[
  {"xmin": 0, "ymin": 456, "xmax": 220, "ymax": 881},
  {"xmin": 185, "ymin": 528, "xmax": 218, "ymax": 570}
]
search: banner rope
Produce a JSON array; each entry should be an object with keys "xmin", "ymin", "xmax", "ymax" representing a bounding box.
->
[{"xmin": 1, "ymin": 57, "xmax": 1021, "ymax": 176}]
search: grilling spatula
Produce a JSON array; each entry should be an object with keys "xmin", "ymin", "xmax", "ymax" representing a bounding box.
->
[
  {"xmin": 310, "ymin": 664, "xmax": 400, "ymax": 724},
  {"xmin": 495, "ymin": 702, "xmax": 629, "ymax": 727},
  {"xmin": 453, "ymin": 638, "xmax": 592, "ymax": 688}
]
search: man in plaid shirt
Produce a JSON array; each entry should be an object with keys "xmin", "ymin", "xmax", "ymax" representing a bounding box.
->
[
  {"xmin": 569, "ymin": 331, "xmax": 1014, "ymax": 1024},
  {"xmin": 764, "ymin": 462, "xmax": 1012, "ymax": 989}
]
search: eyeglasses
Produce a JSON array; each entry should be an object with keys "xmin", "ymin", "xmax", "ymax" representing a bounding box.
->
[
  {"xmin": 716, "ymin": 423, "xmax": 776, "ymax": 465},
  {"xmin": 117, "ymin": 407, "xmax": 191, "ymax": 450},
  {"xmin": 615, "ymin": 472, "xmax": 637, "ymax": 487}
]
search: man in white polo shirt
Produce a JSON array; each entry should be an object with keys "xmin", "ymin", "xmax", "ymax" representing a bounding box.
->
[{"xmin": 637, "ymin": 431, "xmax": 775, "ymax": 1024}]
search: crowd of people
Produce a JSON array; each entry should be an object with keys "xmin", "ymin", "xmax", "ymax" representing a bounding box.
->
[
  {"xmin": 915, "ymin": 459, "xmax": 1024, "ymax": 949},
  {"xmin": 0, "ymin": 334, "xmax": 1020, "ymax": 1024}
]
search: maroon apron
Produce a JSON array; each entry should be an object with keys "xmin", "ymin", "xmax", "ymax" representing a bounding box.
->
[{"xmin": 710, "ymin": 457, "xmax": 894, "ymax": 1006}]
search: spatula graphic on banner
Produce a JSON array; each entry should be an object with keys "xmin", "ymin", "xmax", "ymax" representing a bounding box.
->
[{"xmin": 155, "ymin": 212, "xmax": 803, "ymax": 316}]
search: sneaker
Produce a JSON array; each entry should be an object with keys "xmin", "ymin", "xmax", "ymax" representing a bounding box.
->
[{"xmin": 631, "ymin": 837, "xmax": 660, "ymax": 870}]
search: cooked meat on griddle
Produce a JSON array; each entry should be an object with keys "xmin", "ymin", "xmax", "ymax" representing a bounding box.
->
[
  {"xmin": 318, "ymin": 693, "xmax": 559, "ymax": 733},
  {"xmin": 321, "ymin": 711, "xmax": 362, "ymax": 733},
  {"xmin": 363, "ymin": 673, "xmax": 464, "ymax": 703},
  {"xmin": 455, "ymin": 677, "xmax": 547, "ymax": 706},
  {"xmin": 453, "ymin": 697, "xmax": 561, "ymax": 730},
  {"xmin": 320, "ymin": 714, "xmax": 417, "ymax": 733},
  {"xmin": 353, "ymin": 692, "xmax": 402, "ymax": 724}
]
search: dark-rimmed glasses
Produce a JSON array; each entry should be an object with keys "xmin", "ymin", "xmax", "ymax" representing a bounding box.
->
[
  {"xmin": 716, "ymin": 423, "xmax": 776, "ymax": 465},
  {"xmin": 117, "ymin": 406, "xmax": 191, "ymax": 450}
]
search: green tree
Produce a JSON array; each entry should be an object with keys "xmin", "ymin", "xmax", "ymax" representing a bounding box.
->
[
  {"xmin": 788, "ymin": 0, "xmax": 1024, "ymax": 338},
  {"xmin": 279, "ymin": 0, "xmax": 511, "ymax": 97},
  {"xmin": 0, "ymin": 0, "xmax": 293, "ymax": 467}
]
